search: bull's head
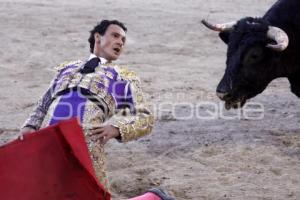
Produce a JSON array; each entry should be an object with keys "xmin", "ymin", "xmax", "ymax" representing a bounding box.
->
[{"xmin": 202, "ymin": 17, "xmax": 289, "ymax": 109}]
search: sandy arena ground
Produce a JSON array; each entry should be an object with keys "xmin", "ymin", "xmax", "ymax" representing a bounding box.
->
[{"xmin": 1, "ymin": 0, "xmax": 300, "ymax": 199}]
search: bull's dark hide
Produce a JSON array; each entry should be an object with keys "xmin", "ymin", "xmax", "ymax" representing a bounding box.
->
[{"xmin": 203, "ymin": 0, "xmax": 300, "ymax": 109}]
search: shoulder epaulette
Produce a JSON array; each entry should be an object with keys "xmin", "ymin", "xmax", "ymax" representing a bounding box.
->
[
  {"xmin": 114, "ymin": 65, "xmax": 140, "ymax": 82},
  {"xmin": 54, "ymin": 60, "xmax": 82, "ymax": 71}
]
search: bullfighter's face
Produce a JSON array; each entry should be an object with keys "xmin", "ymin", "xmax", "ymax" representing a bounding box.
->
[{"xmin": 95, "ymin": 24, "xmax": 126, "ymax": 61}]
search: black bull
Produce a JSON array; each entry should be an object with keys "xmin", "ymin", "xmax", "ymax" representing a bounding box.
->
[{"xmin": 202, "ymin": 0, "xmax": 300, "ymax": 109}]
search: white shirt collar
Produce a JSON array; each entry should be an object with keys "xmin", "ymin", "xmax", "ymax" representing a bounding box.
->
[{"xmin": 88, "ymin": 54, "xmax": 108, "ymax": 64}]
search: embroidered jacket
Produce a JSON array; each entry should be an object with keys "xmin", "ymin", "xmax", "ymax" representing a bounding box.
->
[{"xmin": 23, "ymin": 60, "xmax": 154, "ymax": 143}]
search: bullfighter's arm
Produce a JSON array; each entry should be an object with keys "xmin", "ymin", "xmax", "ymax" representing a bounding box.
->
[
  {"xmin": 104, "ymin": 69, "xmax": 154, "ymax": 142},
  {"xmin": 21, "ymin": 79, "xmax": 56, "ymax": 130}
]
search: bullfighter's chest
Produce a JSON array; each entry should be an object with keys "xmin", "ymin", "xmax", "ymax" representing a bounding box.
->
[{"xmin": 53, "ymin": 63, "xmax": 131, "ymax": 112}]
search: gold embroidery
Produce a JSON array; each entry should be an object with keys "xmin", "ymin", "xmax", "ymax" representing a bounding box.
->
[
  {"xmin": 117, "ymin": 66, "xmax": 138, "ymax": 80},
  {"xmin": 68, "ymin": 73, "xmax": 83, "ymax": 88},
  {"xmin": 105, "ymin": 71, "xmax": 114, "ymax": 80},
  {"xmin": 55, "ymin": 60, "xmax": 82, "ymax": 71},
  {"xmin": 104, "ymin": 65, "xmax": 154, "ymax": 143},
  {"xmin": 51, "ymin": 63, "xmax": 154, "ymax": 166}
]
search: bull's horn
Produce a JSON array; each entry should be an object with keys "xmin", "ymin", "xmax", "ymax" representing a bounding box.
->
[
  {"xmin": 266, "ymin": 26, "xmax": 289, "ymax": 51},
  {"xmin": 201, "ymin": 19, "xmax": 236, "ymax": 32}
]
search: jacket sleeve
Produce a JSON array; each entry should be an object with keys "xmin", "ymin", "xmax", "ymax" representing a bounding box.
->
[
  {"xmin": 104, "ymin": 72, "xmax": 154, "ymax": 143},
  {"xmin": 21, "ymin": 60, "xmax": 82, "ymax": 130},
  {"xmin": 21, "ymin": 80, "xmax": 56, "ymax": 130}
]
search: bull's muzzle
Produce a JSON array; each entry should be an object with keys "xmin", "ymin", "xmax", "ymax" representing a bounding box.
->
[{"xmin": 216, "ymin": 92, "xmax": 229, "ymax": 101}]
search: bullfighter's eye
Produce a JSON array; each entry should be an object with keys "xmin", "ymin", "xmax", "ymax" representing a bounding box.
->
[{"xmin": 243, "ymin": 46, "xmax": 264, "ymax": 66}]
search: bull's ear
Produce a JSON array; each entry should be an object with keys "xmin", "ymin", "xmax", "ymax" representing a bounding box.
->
[{"xmin": 219, "ymin": 32, "xmax": 230, "ymax": 44}]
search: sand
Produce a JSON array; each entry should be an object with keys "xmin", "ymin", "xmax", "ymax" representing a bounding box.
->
[{"xmin": 1, "ymin": 0, "xmax": 300, "ymax": 199}]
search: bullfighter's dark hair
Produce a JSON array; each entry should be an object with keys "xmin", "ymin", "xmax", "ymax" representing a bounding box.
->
[{"xmin": 88, "ymin": 20, "xmax": 127, "ymax": 53}]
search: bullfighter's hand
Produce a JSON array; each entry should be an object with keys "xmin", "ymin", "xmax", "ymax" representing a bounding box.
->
[
  {"xmin": 19, "ymin": 127, "xmax": 36, "ymax": 140},
  {"xmin": 90, "ymin": 125, "xmax": 120, "ymax": 145}
]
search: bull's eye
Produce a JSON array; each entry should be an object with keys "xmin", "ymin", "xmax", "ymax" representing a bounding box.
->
[{"xmin": 243, "ymin": 46, "xmax": 264, "ymax": 66}]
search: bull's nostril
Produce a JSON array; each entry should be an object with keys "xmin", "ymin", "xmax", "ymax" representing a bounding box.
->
[
  {"xmin": 217, "ymin": 78, "xmax": 231, "ymax": 100},
  {"xmin": 216, "ymin": 87, "xmax": 228, "ymax": 94},
  {"xmin": 216, "ymin": 92, "xmax": 229, "ymax": 100}
]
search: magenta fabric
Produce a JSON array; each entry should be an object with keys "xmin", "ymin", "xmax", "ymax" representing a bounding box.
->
[{"xmin": 128, "ymin": 193, "xmax": 161, "ymax": 200}]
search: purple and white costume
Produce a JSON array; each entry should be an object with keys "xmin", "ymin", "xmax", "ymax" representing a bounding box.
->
[{"xmin": 22, "ymin": 56, "xmax": 154, "ymax": 188}]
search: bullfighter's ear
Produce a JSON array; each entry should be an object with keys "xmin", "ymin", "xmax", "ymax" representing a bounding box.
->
[{"xmin": 219, "ymin": 32, "xmax": 230, "ymax": 44}]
